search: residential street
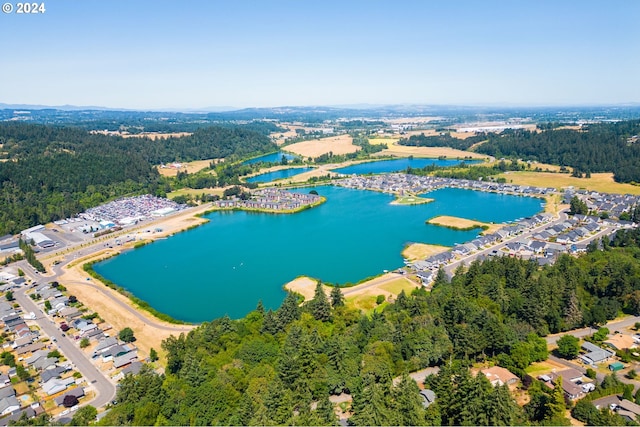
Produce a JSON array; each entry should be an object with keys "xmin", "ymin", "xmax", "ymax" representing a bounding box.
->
[{"xmin": 15, "ymin": 261, "xmax": 117, "ymax": 411}]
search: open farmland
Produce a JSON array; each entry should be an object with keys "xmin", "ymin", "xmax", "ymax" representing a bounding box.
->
[
  {"xmin": 374, "ymin": 137, "xmax": 490, "ymax": 160},
  {"xmin": 285, "ymin": 134, "xmax": 360, "ymax": 158},
  {"xmin": 500, "ymin": 171, "xmax": 640, "ymax": 195},
  {"xmin": 157, "ymin": 159, "xmax": 215, "ymax": 177}
]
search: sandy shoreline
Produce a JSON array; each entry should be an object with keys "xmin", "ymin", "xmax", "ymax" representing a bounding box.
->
[{"xmin": 427, "ymin": 215, "xmax": 504, "ymax": 235}]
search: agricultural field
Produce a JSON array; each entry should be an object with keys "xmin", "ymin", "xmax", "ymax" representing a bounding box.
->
[
  {"xmin": 157, "ymin": 159, "xmax": 215, "ymax": 177},
  {"xmin": 285, "ymin": 134, "xmax": 360, "ymax": 158},
  {"xmin": 500, "ymin": 171, "xmax": 640, "ymax": 195}
]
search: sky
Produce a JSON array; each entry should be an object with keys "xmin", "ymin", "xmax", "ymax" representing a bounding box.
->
[{"xmin": 1, "ymin": 0, "xmax": 639, "ymax": 110}]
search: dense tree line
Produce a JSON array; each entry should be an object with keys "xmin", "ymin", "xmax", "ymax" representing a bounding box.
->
[
  {"xmin": 475, "ymin": 120, "xmax": 640, "ymax": 183},
  {"xmin": 398, "ymin": 133, "xmax": 488, "ymax": 151},
  {"xmin": 97, "ymin": 237, "xmax": 640, "ymax": 426},
  {"xmin": 0, "ymin": 123, "xmax": 276, "ymax": 234},
  {"xmin": 408, "ymin": 159, "xmax": 524, "ymax": 181}
]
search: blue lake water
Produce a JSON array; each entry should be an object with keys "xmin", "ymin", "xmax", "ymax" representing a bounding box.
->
[
  {"xmin": 245, "ymin": 167, "xmax": 314, "ymax": 183},
  {"xmin": 94, "ymin": 186, "xmax": 542, "ymax": 323},
  {"xmin": 332, "ymin": 158, "xmax": 480, "ymax": 175},
  {"xmin": 243, "ymin": 151, "xmax": 299, "ymax": 165}
]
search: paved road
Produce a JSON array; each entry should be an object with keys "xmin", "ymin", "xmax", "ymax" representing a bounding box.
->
[
  {"xmin": 544, "ymin": 315, "xmax": 640, "ymax": 393},
  {"xmin": 545, "ymin": 316, "xmax": 640, "ymax": 345},
  {"xmin": 15, "ymin": 261, "xmax": 117, "ymax": 410}
]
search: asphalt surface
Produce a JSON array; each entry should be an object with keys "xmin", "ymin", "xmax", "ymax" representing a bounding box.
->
[{"xmin": 15, "ymin": 260, "xmax": 117, "ymax": 411}]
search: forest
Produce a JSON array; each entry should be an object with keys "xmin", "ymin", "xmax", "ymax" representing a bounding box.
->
[
  {"xmin": 94, "ymin": 232, "xmax": 640, "ymax": 426},
  {"xmin": 398, "ymin": 132, "xmax": 488, "ymax": 151},
  {"xmin": 0, "ymin": 123, "xmax": 277, "ymax": 234},
  {"xmin": 475, "ymin": 120, "xmax": 640, "ymax": 183}
]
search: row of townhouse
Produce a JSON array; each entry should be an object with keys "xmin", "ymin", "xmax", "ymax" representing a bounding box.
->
[
  {"xmin": 337, "ymin": 173, "xmax": 557, "ymax": 199},
  {"xmin": 215, "ymin": 189, "xmax": 321, "ymax": 211}
]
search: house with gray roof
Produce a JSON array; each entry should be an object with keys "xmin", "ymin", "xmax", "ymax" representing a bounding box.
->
[
  {"xmin": 16, "ymin": 341, "xmax": 45, "ymax": 356},
  {"xmin": 581, "ymin": 342, "xmax": 615, "ymax": 365},
  {"xmin": 113, "ymin": 351, "xmax": 138, "ymax": 369},
  {"xmin": 33, "ymin": 357, "xmax": 58, "ymax": 371},
  {"xmin": 25, "ymin": 350, "xmax": 48, "ymax": 366},
  {"xmin": 0, "ymin": 396, "xmax": 19, "ymax": 416},
  {"xmin": 419, "ymin": 389, "xmax": 436, "ymax": 408},
  {"xmin": 54, "ymin": 387, "xmax": 84, "ymax": 406},
  {"xmin": 40, "ymin": 366, "xmax": 69, "ymax": 384},
  {"xmin": 121, "ymin": 361, "xmax": 143, "ymax": 376},
  {"xmin": 0, "ymin": 388, "xmax": 15, "ymax": 401}
]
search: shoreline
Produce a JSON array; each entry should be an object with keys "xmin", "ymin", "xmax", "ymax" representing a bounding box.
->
[
  {"xmin": 426, "ymin": 215, "xmax": 504, "ymax": 235},
  {"xmin": 37, "ymin": 176, "xmax": 547, "ymax": 351}
]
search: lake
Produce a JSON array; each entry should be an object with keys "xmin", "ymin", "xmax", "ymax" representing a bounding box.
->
[
  {"xmin": 245, "ymin": 167, "xmax": 314, "ymax": 183},
  {"xmin": 332, "ymin": 157, "xmax": 480, "ymax": 175},
  {"xmin": 94, "ymin": 185, "xmax": 542, "ymax": 323},
  {"xmin": 242, "ymin": 151, "xmax": 299, "ymax": 165}
]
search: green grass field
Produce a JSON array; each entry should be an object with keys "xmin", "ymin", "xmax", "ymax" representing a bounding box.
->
[{"xmin": 379, "ymin": 278, "xmax": 418, "ymax": 294}]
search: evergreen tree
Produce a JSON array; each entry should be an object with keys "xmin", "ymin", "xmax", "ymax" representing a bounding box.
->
[
  {"xmin": 392, "ymin": 375, "xmax": 427, "ymax": 426},
  {"xmin": 276, "ymin": 292, "xmax": 301, "ymax": 330},
  {"xmin": 309, "ymin": 282, "xmax": 331, "ymax": 322},
  {"xmin": 330, "ymin": 286, "xmax": 345, "ymax": 308}
]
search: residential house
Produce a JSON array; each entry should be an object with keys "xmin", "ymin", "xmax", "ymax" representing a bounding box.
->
[
  {"xmin": 113, "ymin": 351, "xmax": 138, "ymax": 369},
  {"xmin": 33, "ymin": 357, "xmax": 57, "ymax": 371},
  {"xmin": 0, "ymin": 396, "xmax": 19, "ymax": 416},
  {"xmin": 580, "ymin": 342, "xmax": 615, "ymax": 365},
  {"xmin": 40, "ymin": 366, "xmax": 69, "ymax": 384},
  {"xmin": 121, "ymin": 361, "xmax": 142, "ymax": 376},
  {"xmin": 16, "ymin": 342, "xmax": 45, "ymax": 356},
  {"xmin": 617, "ymin": 399, "xmax": 640, "ymax": 423},
  {"xmin": 481, "ymin": 366, "xmax": 519, "ymax": 387},
  {"xmin": 604, "ymin": 334, "xmax": 636, "ymax": 351},
  {"xmin": 53, "ymin": 387, "xmax": 84, "ymax": 406},
  {"xmin": 93, "ymin": 337, "xmax": 118, "ymax": 356},
  {"xmin": 419, "ymin": 389, "xmax": 436, "ymax": 408},
  {"xmin": 42, "ymin": 377, "xmax": 75, "ymax": 396}
]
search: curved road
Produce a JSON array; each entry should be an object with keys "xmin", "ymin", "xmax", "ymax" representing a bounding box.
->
[
  {"xmin": 15, "ymin": 261, "xmax": 117, "ymax": 410},
  {"xmin": 48, "ymin": 247, "xmax": 194, "ymax": 334}
]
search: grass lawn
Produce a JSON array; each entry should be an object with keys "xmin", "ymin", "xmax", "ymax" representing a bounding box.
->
[
  {"xmin": 525, "ymin": 360, "xmax": 568, "ymax": 376},
  {"xmin": 499, "ymin": 171, "xmax": 640, "ymax": 195},
  {"xmin": 346, "ymin": 294, "xmax": 388, "ymax": 315},
  {"xmin": 402, "ymin": 243, "xmax": 450, "ymax": 261},
  {"xmin": 379, "ymin": 278, "xmax": 418, "ymax": 295}
]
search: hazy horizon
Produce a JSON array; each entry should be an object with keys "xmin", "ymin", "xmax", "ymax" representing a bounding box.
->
[{"xmin": 2, "ymin": 0, "xmax": 638, "ymax": 110}]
